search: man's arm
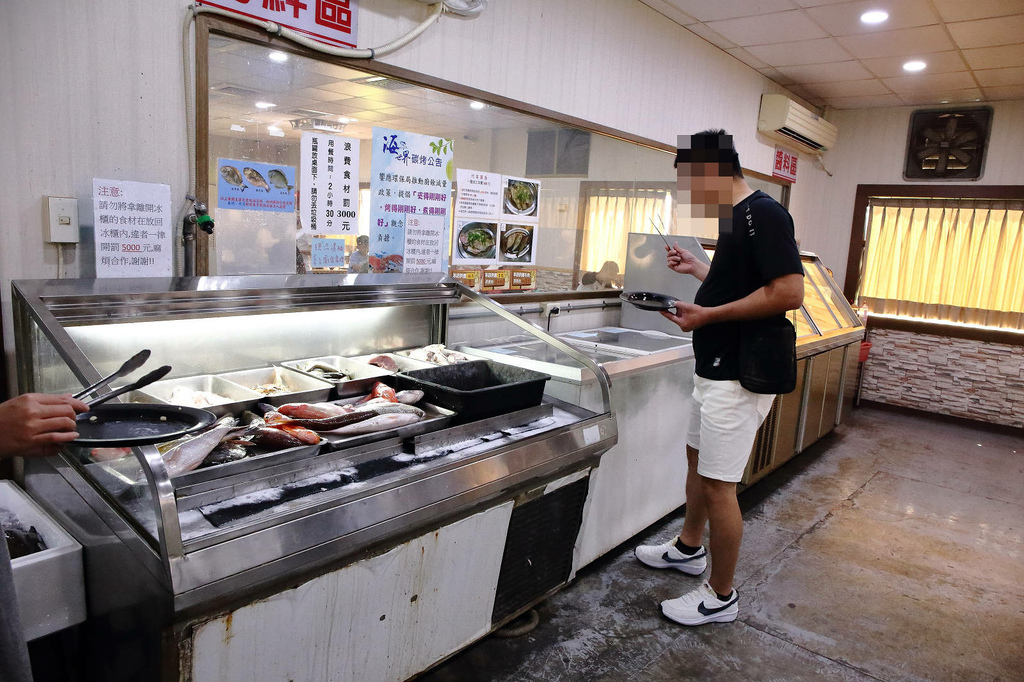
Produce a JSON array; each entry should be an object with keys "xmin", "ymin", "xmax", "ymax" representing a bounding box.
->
[
  {"xmin": 661, "ymin": 273, "xmax": 804, "ymax": 332},
  {"xmin": 665, "ymin": 243, "xmax": 710, "ymax": 282},
  {"xmin": 0, "ymin": 394, "xmax": 90, "ymax": 459}
]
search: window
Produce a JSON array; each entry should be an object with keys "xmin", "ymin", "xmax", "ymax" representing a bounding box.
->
[{"xmin": 858, "ymin": 197, "xmax": 1024, "ymax": 329}]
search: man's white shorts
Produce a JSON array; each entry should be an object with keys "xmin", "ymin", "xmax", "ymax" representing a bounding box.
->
[{"xmin": 686, "ymin": 375, "xmax": 776, "ymax": 483}]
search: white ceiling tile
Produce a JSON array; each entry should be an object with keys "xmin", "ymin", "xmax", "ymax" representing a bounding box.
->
[
  {"xmin": 286, "ymin": 87, "xmax": 353, "ymax": 102},
  {"xmin": 758, "ymin": 67, "xmax": 797, "ymax": 85},
  {"xmin": 898, "ymin": 88, "xmax": 984, "ymax": 105},
  {"xmin": 947, "ymin": 15, "xmax": 1024, "ymax": 50},
  {"xmin": 792, "ymin": 0, "xmax": 854, "ymax": 6},
  {"xmin": 860, "ymin": 51, "xmax": 969, "ymax": 78},
  {"xmin": 707, "ymin": 10, "xmax": 828, "ymax": 46},
  {"xmin": 746, "ymin": 37, "xmax": 852, "ymax": 66},
  {"xmin": 663, "ymin": 0, "xmax": 797, "ymax": 23},
  {"xmin": 961, "ymin": 44, "xmax": 1024, "ymax": 70},
  {"xmin": 823, "ymin": 93, "xmax": 905, "ymax": 109},
  {"xmin": 983, "ymin": 84, "xmax": 1024, "ymax": 100},
  {"xmin": 637, "ymin": 0, "xmax": 699, "ymax": 25},
  {"xmin": 725, "ymin": 47, "xmax": 771, "ymax": 70},
  {"xmin": 683, "ymin": 22, "xmax": 737, "ymax": 49},
  {"xmin": 883, "ymin": 71, "xmax": 978, "ymax": 93},
  {"xmin": 932, "ymin": 0, "xmax": 1024, "ymax": 23},
  {"xmin": 975, "ymin": 67, "xmax": 1024, "ymax": 87},
  {"xmin": 777, "ymin": 60, "xmax": 874, "ymax": 83},
  {"xmin": 837, "ymin": 25, "xmax": 954, "ymax": 59},
  {"xmin": 805, "ymin": 0, "xmax": 940, "ymax": 36},
  {"xmin": 805, "ymin": 78, "xmax": 892, "ymax": 98}
]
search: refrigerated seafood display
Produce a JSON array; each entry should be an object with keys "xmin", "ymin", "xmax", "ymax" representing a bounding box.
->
[{"xmin": 12, "ymin": 273, "xmax": 616, "ymax": 681}]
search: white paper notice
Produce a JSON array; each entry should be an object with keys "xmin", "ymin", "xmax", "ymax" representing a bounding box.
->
[
  {"xmin": 403, "ymin": 213, "xmax": 447, "ymax": 274},
  {"xmin": 455, "ymin": 169, "xmax": 501, "ymax": 218},
  {"xmin": 92, "ymin": 178, "xmax": 172, "ymax": 278},
  {"xmin": 300, "ymin": 132, "xmax": 359, "ymax": 235}
]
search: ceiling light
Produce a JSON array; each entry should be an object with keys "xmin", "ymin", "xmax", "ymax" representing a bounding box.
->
[
  {"xmin": 230, "ymin": 124, "xmax": 246, "ymax": 132},
  {"xmin": 366, "ymin": 76, "xmax": 386, "ymax": 83},
  {"xmin": 974, "ymin": 98, "xmax": 981, "ymax": 101},
  {"xmin": 267, "ymin": 126, "xmax": 285, "ymax": 137},
  {"xmin": 255, "ymin": 101, "xmax": 277, "ymax": 109},
  {"xmin": 860, "ymin": 10, "xmax": 888, "ymax": 24},
  {"xmin": 940, "ymin": 100, "xmax": 949, "ymax": 104},
  {"xmin": 338, "ymin": 117, "xmax": 358, "ymax": 124},
  {"xmin": 903, "ymin": 60, "xmax": 926, "ymax": 72},
  {"xmin": 469, "ymin": 101, "xmax": 486, "ymax": 110},
  {"xmin": 268, "ymin": 51, "xmax": 288, "ymax": 63}
]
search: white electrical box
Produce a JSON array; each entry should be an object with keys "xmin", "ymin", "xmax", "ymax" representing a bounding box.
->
[{"xmin": 43, "ymin": 196, "xmax": 80, "ymax": 243}]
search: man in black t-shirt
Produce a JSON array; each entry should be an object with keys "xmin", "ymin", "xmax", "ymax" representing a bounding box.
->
[{"xmin": 635, "ymin": 130, "xmax": 804, "ymax": 626}]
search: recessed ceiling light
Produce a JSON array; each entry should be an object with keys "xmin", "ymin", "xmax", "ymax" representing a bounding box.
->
[
  {"xmin": 338, "ymin": 117, "xmax": 359, "ymax": 124},
  {"xmin": 230, "ymin": 124, "xmax": 246, "ymax": 132},
  {"xmin": 267, "ymin": 126, "xmax": 284, "ymax": 137},
  {"xmin": 469, "ymin": 101, "xmax": 486, "ymax": 110},
  {"xmin": 974, "ymin": 98, "xmax": 981, "ymax": 101},
  {"xmin": 903, "ymin": 60, "xmax": 926, "ymax": 72},
  {"xmin": 255, "ymin": 101, "xmax": 277, "ymax": 109},
  {"xmin": 268, "ymin": 51, "xmax": 288, "ymax": 63},
  {"xmin": 366, "ymin": 76, "xmax": 386, "ymax": 83},
  {"xmin": 940, "ymin": 100, "xmax": 949, "ymax": 104},
  {"xmin": 860, "ymin": 10, "xmax": 888, "ymax": 24}
]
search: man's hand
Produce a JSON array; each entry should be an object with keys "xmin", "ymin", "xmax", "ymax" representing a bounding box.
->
[
  {"xmin": 0, "ymin": 394, "xmax": 90, "ymax": 459},
  {"xmin": 661, "ymin": 301, "xmax": 711, "ymax": 332},
  {"xmin": 666, "ymin": 242, "xmax": 709, "ymax": 282}
]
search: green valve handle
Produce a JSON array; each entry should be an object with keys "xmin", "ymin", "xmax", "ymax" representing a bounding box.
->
[{"xmin": 196, "ymin": 212, "xmax": 215, "ymax": 235}]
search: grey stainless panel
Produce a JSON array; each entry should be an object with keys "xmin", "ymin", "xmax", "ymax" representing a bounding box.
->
[
  {"xmin": 622, "ymin": 233, "xmax": 710, "ymax": 335},
  {"xmin": 216, "ymin": 366, "xmax": 333, "ymax": 405},
  {"xmin": 559, "ymin": 328, "xmax": 689, "ymax": 354},
  {"xmin": 818, "ymin": 347, "xmax": 845, "ymax": 439}
]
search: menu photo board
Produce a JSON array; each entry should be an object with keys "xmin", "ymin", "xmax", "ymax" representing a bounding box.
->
[
  {"xmin": 453, "ymin": 170, "xmax": 539, "ymax": 268},
  {"xmin": 217, "ymin": 159, "xmax": 295, "ymax": 213},
  {"xmin": 450, "ymin": 268, "xmax": 481, "ymax": 291},
  {"xmin": 480, "ymin": 268, "xmax": 510, "ymax": 293},
  {"xmin": 368, "ymin": 127, "xmax": 454, "ymax": 273}
]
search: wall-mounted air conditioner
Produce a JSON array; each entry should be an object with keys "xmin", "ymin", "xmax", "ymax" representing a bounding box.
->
[{"xmin": 757, "ymin": 94, "xmax": 837, "ymax": 155}]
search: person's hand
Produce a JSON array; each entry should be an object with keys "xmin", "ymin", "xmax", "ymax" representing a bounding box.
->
[
  {"xmin": 666, "ymin": 242, "xmax": 700, "ymax": 276},
  {"xmin": 0, "ymin": 394, "xmax": 90, "ymax": 459},
  {"xmin": 661, "ymin": 301, "xmax": 710, "ymax": 332}
]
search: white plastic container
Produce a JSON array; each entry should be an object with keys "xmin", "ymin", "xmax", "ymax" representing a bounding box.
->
[{"xmin": 0, "ymin": 480, "xmax": 86, "ymax": 640}]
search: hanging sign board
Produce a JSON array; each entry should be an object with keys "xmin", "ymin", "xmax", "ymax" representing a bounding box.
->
[
  {"xmin": 300, "ymin": 132, "xmax": 359, "ymax": 235},
  {"xmin": 480, "ymin": 269, "xmax": 510, "ymax": 293},
  {"xmin": 93, "ymin": 178, "xmax": 173, "ymax": 278},
  {"xmin": 450, "ymin": 268, "xmax": 481, "ymax": 290},
  {"xmin": 217, "ymin": 159, "xmax": 295, "ymax": 212},
  {"xmin": 772, "ymin": 146, "xmax": 798, "ymax": 183},
  {"xmin": 508, "ymin": 268, "xmax": 537, "ymax": 291},
  {"xmin": 453, "ymin": 170, "xmax": 539, "ymax": 267},
  {"xmin": 196, "ymin": 0, "xmax": 358, "ymax": 48},
  {"xmin": 368, "ymin": 127, "xmax": 454, "ymax": 272}
]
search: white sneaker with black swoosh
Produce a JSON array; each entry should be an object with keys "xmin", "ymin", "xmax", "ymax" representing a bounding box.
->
[
  {"xmin": 661, "ymin": 581, "xmax": 739, "ymax": 626},
  {"xmin": 633, "ymin": 539, "xmax": 708, "ymax": 575}
]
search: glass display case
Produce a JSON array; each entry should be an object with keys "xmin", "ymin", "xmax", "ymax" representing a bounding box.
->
[{"xmin": 12, "ymin": 274, "xmax": 617, "ymax": 618}]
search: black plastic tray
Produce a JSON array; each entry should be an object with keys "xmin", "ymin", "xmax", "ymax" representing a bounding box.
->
[{"xmin": 387, "ymin": 360, "xmax": 550, "ymax": 421}]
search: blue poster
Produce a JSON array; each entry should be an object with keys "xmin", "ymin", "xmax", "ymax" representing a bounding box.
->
[
  {"xmin": 217, "ymin": 158, "xmax": 296, "ymax": 213},
  {"xmin": 368, "ymin": 127, "xmax": 454, "ymax": 273}
]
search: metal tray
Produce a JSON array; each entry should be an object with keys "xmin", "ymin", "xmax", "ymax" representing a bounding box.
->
[
  {"xmin": 281, "ymin": 356, "xmax": 392, "ymax": 398},
  {"xmin": 171, "ymin": 441, "xmax": 323, "ymax": 493},
  {"xmin": 217, "ymin": 366, "xmax": 333, "ymax": 406},
  {"xmin": 319, "ymin": 399, "xmax": 455, "ymax": 451},
  {"xmin": 132, "ymin": 375, "xmax": 261, "ymax": 417},
  {"xmin": 348, "ymin": 353, "xmax": 435, "ymax": 374}
]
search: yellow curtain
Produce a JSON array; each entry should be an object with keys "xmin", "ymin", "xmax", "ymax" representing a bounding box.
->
[
  {"xmin": 580, "ymin": 189, "xmax": 671, "ymax": 273},
  {"xmin": 859, "ymin": 198, "xmax": 1024, "ymax": 328}
]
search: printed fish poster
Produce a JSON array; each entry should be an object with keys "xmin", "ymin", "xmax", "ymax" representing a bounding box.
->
[
  {"xmin": 217, "ymin": 159, "xmax": 296, "ymax": 213},
  {"xmin": 368, "ymin": 127, "xmax": 454, "ymax": 273}
]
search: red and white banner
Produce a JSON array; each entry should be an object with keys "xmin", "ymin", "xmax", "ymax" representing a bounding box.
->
[
  {"xmin": 198, "ymin": 0, "xmax": 358, "ymax": 48},
  {"xmin": 772, "ymin": 146, "xmax": 798, "ymax": 183}
]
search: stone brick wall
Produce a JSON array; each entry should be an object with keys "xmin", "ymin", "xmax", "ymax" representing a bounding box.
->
[{"xmin": 862, "ymin": 328, "xmax": 1024, "ymax": 428}]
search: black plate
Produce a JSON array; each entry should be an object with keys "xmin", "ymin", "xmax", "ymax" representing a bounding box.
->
[
  {"xmin": 74, "ymin": 404, "xmax": 217, "ymax": 447},
  {"xmin": 619, "ymin": 291, "xmax": 678, "ymax": 311}
]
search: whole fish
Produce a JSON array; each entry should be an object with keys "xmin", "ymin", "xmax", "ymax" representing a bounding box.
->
[
  {"xmin": 395, "ymin": 390, "xmax": 424, "ymax": 405},
  {"xmin": 220, "ymin": 165, "xmax": 246, "ymax": 190},
  {"xmin": 278, "ymin": 402, "xmax": 348, "ymax": 420},
  {"xmin": 277, "ymin": 411, "xmax": 375, "ymax": 432},
  {"xmin": 267, "ymin": 169, "xmax": 294, "ymax": 192},
  {"xmin": 251, "ymin": 426, "xmax": 303, "ymax": 449},
  {"xmin": 201, "ymin": 440, "xmax": 253, "ymax": 468},
  {"xmin": 326, "ymin": 412, "xmax": 421, "ymax": 436},
  {"xmin": 352, "ymin": 402, "xmax": 425, "ymax": 418},
  {"xmin": 243, "ymin": 167, "xmax": 271, "ymax": 192},
  {"xmin": 163, "ymin": 417, "xmax": 237, "ymax": 477}
]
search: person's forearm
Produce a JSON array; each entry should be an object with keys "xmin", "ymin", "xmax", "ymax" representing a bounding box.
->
[
  {"xmin": 703, "ymin": 274, "xmax": 803, "ymax": 324},
  {"xmin": 691, "ymin": 262, "xmax": 710, "ymax": 282}
]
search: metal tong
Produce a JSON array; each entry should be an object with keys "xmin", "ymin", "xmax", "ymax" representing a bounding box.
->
[
  {"xmin": 73, "ymin": 349, "xmax": 151, "ymax": 400},
  {"xmin": 84, "ymin": 365, "xmax": 173, "ymax": 408},
  {"xmin": 648, "ymin": 215, "xmax": 675, "ymax": 251}
]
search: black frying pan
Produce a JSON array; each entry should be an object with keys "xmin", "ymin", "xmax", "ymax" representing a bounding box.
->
[
  {"xmin": 74, "ymin": 404, "xmax": 216, "ymax": 447},
  {"xmin": 619, "ymin": 291, "xmax": 679, "ymax": 312}
]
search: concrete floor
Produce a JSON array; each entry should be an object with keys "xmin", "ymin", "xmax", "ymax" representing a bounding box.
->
[{"xmin": 420, "ymin": 405, "xmax": 1024, "ymax": 682}]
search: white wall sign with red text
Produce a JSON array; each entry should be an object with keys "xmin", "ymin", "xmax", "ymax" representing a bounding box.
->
[
  {"xmin": 197, "ymin": 0, "xmax": 358, "ymax": 48},
  {"xmin": 772, "ymin": 146, "xmax": 798, "ymax": 183}
]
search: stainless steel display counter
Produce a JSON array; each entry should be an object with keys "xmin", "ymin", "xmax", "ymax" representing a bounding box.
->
[{"xmin": 12, "ymin": 274, "xmax": 617, "ymax": 682}]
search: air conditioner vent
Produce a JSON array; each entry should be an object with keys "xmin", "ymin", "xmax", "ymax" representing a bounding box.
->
[
  {"xmin": 777, "ymin": 127, "xmax": 826, "ymax": 152},
  {"xmin": 212, "ymin": 85, "xmax": 263, "ymax": 98}
]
